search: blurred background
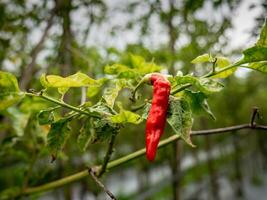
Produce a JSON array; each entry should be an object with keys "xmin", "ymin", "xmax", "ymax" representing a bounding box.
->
[{"xmin": 0, "ymin": 0, "xmax": 267, "ymax": 199}]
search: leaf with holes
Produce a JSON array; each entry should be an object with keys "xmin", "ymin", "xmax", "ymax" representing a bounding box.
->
[
  {"xmin": 77, "ymin": 118, "xmax": 93, "ymax": 151},
  {"xmin": 110, "ymin": 103, "xmax": 142, "ymax": 124},
  {"xmin": 103, "ymin": 79, "xmax": 130, "ymax": 108},
  {"xmin": 167, "ymin": 97, "xmax": 194, "ymax": 147},
  {"xmin": 37, "ymin": 108, "xmax": 56, "ymax": 125},
  {"xmin": 47, "ymin": 118, "xmax": 72, "ymax": 161},
  {"xmin": 182, "ymin": 90, "xmax": 215, "ymax": 120},
  {"xmin": 170, "ymin": 75, "xmax": 223, "ymax": 95}
]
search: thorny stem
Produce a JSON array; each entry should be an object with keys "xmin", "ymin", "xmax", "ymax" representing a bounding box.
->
[
  {"xmin": 88, "ymin": 168, "xmax": 117, "ymax": 200},
  {"xmin": 12, "ymin": 123, "xmax": 267, "ymax": 199},
  {"xmin": 98, "ymin": 134, "xmax": 117, "ymax": 177},
  {"xmin": 25, "ymin": 92, "xmax": 101, "ymax": 119}
]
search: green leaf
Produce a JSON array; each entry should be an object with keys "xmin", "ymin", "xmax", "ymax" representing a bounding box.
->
[
  {"xmin": 212, "ymin": 56, "xmax": 236, "ymax": 79},
  {"xmin": 19, "ymin": 96, "xmax": 53, "ymax": 113},
  {"xmin": 90, "ymin": 102, "xmax": 113, "ymax": 115},
  {"xmin": 78, "ymin": 102, "xmax": 120, "ymax": 146},
  {"xmin": 104, "ymin": 55, "xmax": 161, "ymax": 79},
  {"xmin": 77, "ymin": 118, "xmax": 93, "ymax": 151},
  {"xmin": 40, "ymin": 72, "xmax": 96, "ymax": 95},
  {"xmin": 171, "ymin": 75, "xmax": 224, "ymax": 95},
  {"xmin": 241, "ymin": 46, "xmax": 267, "ymax": 63},
  {"xmin": 239, "ymin": 19, "xmax": 267, "ymax": 64},
  {"xmin": 198, "ymin": 78, "xmax": 224, "ymax": 94},
  {"xmin": 247, "ymin": 61, "xmax": 267, "ymax": 73},
  {"xmin": 216, "ymin": 56, "xmax": 231, "ymax": 68},
  {"xmin": 47, "ymin": 118, "xmax": 71, "ymax": 160},
  {"xmin": 91, "ymin": 118, "xmax": 120, "ymax": 143},
  {"xmin": 191, "ymin": 53, "xmax": 213, "ymax": 64},
  {"xmin": 37, "ymin": 108, "xmax": 55, "ymax": 125},
  {"xmin": 182, "ymin": 90, "xmax": 215, "ymax": 120},
  {"xmin": 0, "ymin": 71, "xmax": 23, "ymax": 110},
  {"xmin": 141, "ymin": 103, "xmax": 151, "ymax": 120},
  {"xmin": 130, "ymin": 54, "xmax": 162, "ymax": 74},
  {"xmin": 103, "ymin": 79, "xmax": 130, "ymax": 108},
  {"xmin": 87, "ymin": 78, "xmax": 107, "ymax": 98},
  {"xmin": 104, "ymin": 64, "xmax": 138, "ymax": 78},
  {"xmin": 0, "ymin": 187, "xmax": 21, "ymax": 199},
  {"xmin": 167, "ymin": 97, "xmax": 194, "ymax": 147},
  {"xmin": 110, "ymin": 103, "xmax": 142, "ymax": 124},
  {"xmin": 256, "ymin": 18, "xmax": 267, "ymax": 47},
  {"xmin": 6, "ymin": 107, "xmax": 28, "ymax": 136}
]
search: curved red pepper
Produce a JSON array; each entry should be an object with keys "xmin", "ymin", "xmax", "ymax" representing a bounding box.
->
[{"xmin": 146, "ymin": 74, "xmax": 171, "ymax": 161}]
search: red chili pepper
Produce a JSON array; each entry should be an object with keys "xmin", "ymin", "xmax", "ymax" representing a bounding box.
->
[{"xmin": 145, "ymin": 73, "xmax": 171, "ymax": 161}]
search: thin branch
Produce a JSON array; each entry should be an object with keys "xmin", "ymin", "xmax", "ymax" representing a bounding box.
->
[
  {"xmin": 98, "ymin": 134, "xmax": 117, "ymax": 177},
  {"xmin": 22, "ymin": 151, "xmax": 38, "ymax": 190},
  {"xmin": 88, "ymin": 167, "xmax": 117, "ymax": 200},
  {"xmin": 14, "ymin": 123, "xmax": 267, "ymax": 198},
  {"xmin": 24, "ymin": 92, "xmax": 102, "ymax": 119},
  {"xmin": 20, "ymin": 8, "xmax": 56, "ymax": 90}
]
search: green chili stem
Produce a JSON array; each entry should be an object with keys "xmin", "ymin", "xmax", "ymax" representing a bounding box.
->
[
  {"xmin": 203, "ymin": 60, "xmax": 245, "ymax": 78},
  {"xmin": 25, "ymin": 92, "xmax": 101, "ymax": 118},
  {"xmin": 13, "ymin": 123, "xmax": 267, "ymax": 199}
]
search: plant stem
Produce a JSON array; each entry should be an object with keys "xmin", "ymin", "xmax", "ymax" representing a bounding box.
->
[
  {"xmin": 204, "ymin": 61, "xmax": 244, "ymax": 78},
  {"xmin": 170, "ymin": 83, "xmax": 192, "ymax": 95},
  {"xmin": 25, "ymin": 92, "xmax": 101, "ymax": 118},
  {"xmin": 98, "ymin": 134, "xmax": 117, "ymax": 177},
  {"xmin": 16, "ymin": 123, "xmax": 267, "ymax": 198}
]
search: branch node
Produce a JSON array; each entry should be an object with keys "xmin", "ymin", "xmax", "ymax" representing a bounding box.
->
[
  {"xmin": 212, "ymin": 57, "xmax": 218, "ymax": 73},
  {"xmin": 250, "ymin": 107, "xmax": 259, "ymax": 128}
]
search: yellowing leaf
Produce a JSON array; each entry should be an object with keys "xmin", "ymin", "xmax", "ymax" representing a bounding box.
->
[
  {"xmin": 0, "ymin": 71, "xmax": 23, "ymax": 110},
  {"xmin": 247, "ymin": 61, "xmax": 267, "ymax": 73},
  {"xmin": 216, "ymin": 56, "xmax": 231, "ymax": 68},
  {"xmin": 212, "ymin": 56, "xmax": 236, "ymax": 79},
  {"xmin": 87, "ymin": 78, "xmax": 107, "ymax": 98},
  {"xmin": 40, "ymin": 72, "xmax": 95, "ymax": 88},
  {"xmin": 103, "ymin": 79, "xmax": 129, "ymax": 108},
  {"xmin": 191, "ymin": 53, "xmax": 213, "ymax": 64},
  {"xmin": 110, "ymin": 103, "xmax": 142, "ymax": 124}
]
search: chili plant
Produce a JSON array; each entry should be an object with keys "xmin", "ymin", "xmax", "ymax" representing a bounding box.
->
[{"xmin": 0, "ymin": 19, "xmax": 267, "ymax": 199}]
